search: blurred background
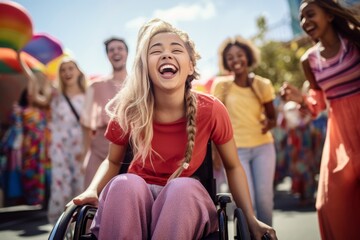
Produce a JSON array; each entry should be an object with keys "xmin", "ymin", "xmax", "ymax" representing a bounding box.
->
[{"xmin": 0, "ymin": 0, "xmax": 359, "ymax": 239}]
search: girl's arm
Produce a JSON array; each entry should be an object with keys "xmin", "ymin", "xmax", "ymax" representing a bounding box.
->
[
  {"xmin": 216, "ymin": 139, "xmax": 277, "ymax": 240},
  {"xmin": 73, "ymin": 142, "xmax": 127, "ymax": 206},
  {"xmin": 80, "ymin": 125, "xmax": 93, "ymax": 169},
  {"xmin": 17, "ymin": 51, "xmax": 52, "ymax": 107},
  {"xmin": 17, "ymin": 51, "xmax": 36, "ymax": 104},
  {"xmin": 216, "ymin": 139, "xmax": 254, "ymax": 218},
  {"xmin": 262, "ymin": 101, "xmax": 277, "ymax": 134},
  {"xmin": 301, "ymin": 57, "xmax": 320, "ymax": 91},
  {"xmin": 280, "ymin": 56, "xmax": 326, "ymax": 117}
]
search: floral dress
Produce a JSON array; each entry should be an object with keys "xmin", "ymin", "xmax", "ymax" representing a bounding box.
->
[
  {"xmin": 47, "ymin": 92, "xmax": 85, "ymax": 224},
  {"xmin": 21, "ymin": 106, "xmax": 51, "ymax": 206}
]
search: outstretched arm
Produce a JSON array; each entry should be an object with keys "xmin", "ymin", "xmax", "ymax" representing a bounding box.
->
[
  {"xmin": 280, "ymin": 56, "xmax": 326, "ymax": 117},
  {"xmin": 216, "ymin": 139, "xmax": 277, "ymax": 240},
  {"xmin": 17, "ymin": 51, "xmax": 52, "ymax": 107},
  {"xmin": 72, "ymin": 142, "xmax": 127, "ymax": 206}
]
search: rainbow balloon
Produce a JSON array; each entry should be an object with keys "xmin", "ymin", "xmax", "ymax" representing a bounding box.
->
[
  {"xmin": 0, "ymin": 48, "xmax": 45, "ymax": 74},
  {"xmin": 22, "ymin": 33, "xmax": 63, "ymax": 65},
  {"xmin": 0, "ymin": 1, "xmax": 33, "ymax": 50}
]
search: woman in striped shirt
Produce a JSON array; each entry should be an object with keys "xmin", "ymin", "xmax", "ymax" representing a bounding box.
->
[{"xmin": 280, "ymin": 0, "xmax": 360, "ymax": 239}]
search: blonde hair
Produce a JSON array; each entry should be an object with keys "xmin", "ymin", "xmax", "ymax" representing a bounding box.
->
[
  {"xmin": 218, "ymin": 35, "xmax": 260, "ymax": 75},
  {"xmin": 106, "ymin": 18, "xmax": 201, "ymax": 179},
  {"xmin": 57, "ymin": 58, "xmax": 87, "ymax": 94}
]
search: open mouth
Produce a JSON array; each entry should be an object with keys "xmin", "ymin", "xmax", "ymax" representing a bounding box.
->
[
  {"xmin": 304, "ymin": 26, "xmax": 316, "ymax": 35},
  {"xmin": 159, "ymin": 64, "xmax": 178, "ymax": 75},
  {"xmin": 112, "ymin": 55, "xmax": 122, "ymax": 63},
  {"xmin": 234, "ymin": 63, "xmax": 242, "ymax": 70}
]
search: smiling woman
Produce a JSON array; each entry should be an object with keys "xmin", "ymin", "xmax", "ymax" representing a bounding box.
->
[
  {"xmin": 211, "ymin": 35, "xmax": 277, "ymax": 226},
  {"xmin": 148, "ymin": 32, "xmax": 194, "ymax": 96},
  {"xmin": 69, "ymin": 18, "xmax": 277, "ymax": 240},
  {"xmin": 47, "ymin": 58, "xmax": 87, "ymax": 224},
  {"xmin": 280, "ymin": 1, "xmax": 360, "ymax": 239}
]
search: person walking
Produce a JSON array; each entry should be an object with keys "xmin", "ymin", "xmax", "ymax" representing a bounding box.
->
[
  {"xmin": 81, "ymin": 37, "xmax": 128, "ymax": 188},
  {"xmin": 280, "ymin": 0, "xmax": 360, "ymax": 239},
  {"xmin": 47, "ymin": 58, "xmax": 87, "ymax": 224},
  {"xmin": 211, "ymin": 36, "xmax": 277, "ymax": 226}
]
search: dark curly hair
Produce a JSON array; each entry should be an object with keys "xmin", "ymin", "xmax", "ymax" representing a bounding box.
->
[{"xmin": 300, "ymin": 0, "xmax": 360, "ymax": 51}]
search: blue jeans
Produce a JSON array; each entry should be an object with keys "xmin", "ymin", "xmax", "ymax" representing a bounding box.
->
[{"xmin": 237, "ymin": 143, "xmax": 276, "ymax": 226}]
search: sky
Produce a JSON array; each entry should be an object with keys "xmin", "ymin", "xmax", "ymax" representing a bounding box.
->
[{"xmin": 11, "ymin": 0, "xmax": 295, "ymax": 82}]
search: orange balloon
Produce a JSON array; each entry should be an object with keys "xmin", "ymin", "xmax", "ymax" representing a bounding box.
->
[{"xmin": 0, "ymin": 47, "xmax": 45, "ymax": 73}]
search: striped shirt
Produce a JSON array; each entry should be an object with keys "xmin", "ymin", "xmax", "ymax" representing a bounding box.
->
[{"xmin": 306, "ymin": 36, "xmax": 360, "ymax": 100}]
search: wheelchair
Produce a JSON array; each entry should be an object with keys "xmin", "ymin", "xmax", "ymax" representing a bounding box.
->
[{"xmin": 48, "ymin": 142, "xmax": 252, "ymax": 240}]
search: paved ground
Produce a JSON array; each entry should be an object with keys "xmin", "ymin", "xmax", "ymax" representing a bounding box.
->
[
  {"xmin": 0, "ymin": 177, "xmax": 321, "ymax": 240},
  {"xmin": 272, "ymin": 177, "xmax": 320, "ymax": 240}
]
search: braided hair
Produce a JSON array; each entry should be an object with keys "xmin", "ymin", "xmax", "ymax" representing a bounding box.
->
[{"xmin": 106, "ymin": 18, "xmax": 201, "ymax": 180}]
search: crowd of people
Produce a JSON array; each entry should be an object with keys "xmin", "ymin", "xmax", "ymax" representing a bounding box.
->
[{"xmin": 0, "ymin": 0, "xmax": 358, "ymax": 239}]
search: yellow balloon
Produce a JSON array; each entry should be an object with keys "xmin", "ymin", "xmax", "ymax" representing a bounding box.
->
[{"xmin": 45, "ymin": 51, "xmax": 71, "ymax": 80}]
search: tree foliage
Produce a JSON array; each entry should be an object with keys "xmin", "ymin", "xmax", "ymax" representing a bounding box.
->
[{"xmin": 251, "ymin": 15, "xmax": 313, "ymax": 92}]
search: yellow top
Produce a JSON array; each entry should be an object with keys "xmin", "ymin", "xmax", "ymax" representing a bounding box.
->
[{"xmin": 211, "ymin": 74, "xmax": 275, "ymax": 147}]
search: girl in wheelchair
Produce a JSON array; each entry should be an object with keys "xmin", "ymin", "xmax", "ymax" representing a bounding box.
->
[{"xmin": 71, "ymin": 18, "xmax": 277, "ymax": 240}]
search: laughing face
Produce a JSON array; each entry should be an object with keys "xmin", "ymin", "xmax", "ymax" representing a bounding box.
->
[
  {"xmin": 147, "ymin": 32, "xmax": 194, "ymax": 93},
  {"xmin": 224, "ymin": 45, "xmax": 248, "ymax": 75},
  {"xmin": 299, "ymin": 2, "xmax": 334, "ymax": 41},
  {"xmin": 59, "ymin": 61, "xmax": 81, "ymax": 87},
  {"xmin": 107, "ymin": 40, "xmax": 128, "ymax": 72}
]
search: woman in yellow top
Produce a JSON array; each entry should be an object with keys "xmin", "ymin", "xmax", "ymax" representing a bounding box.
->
[{"xmin": 211, "ymin": 36, "xmax": 277, "ymax": 226}]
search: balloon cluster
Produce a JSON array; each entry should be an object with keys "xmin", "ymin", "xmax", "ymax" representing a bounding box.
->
[{"xmin": 0, "ymin": 1, "xmax": 70, "ymax": 79}]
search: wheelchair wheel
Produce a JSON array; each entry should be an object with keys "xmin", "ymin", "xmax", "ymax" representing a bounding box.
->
[
  {"xmin": 218, "ymin": 208, "xmax": 228, "ymax": 240},
  {"xmin": 49, "ymin": 204, "xmax": 80, "ymax": 240},
  {"xmin": 233, "ymin": 208, "xmax": 251, "ymax": 240},
  {"xmin": 49, "ymin": 204, "xmax": 97, "ymax": 240}
]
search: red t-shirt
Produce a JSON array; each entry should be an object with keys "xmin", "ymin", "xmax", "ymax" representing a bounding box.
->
[{"xmin": 105, "ymin": 92, "xmax": 233, "ymax": 186}]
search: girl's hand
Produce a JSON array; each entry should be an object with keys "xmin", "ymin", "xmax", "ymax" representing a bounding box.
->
[
  {"xmin": 280, "ymin": 83, "xmax": 303, "ymax": 103},
  {"xmin": 70, "ymin": 189, "xmax": 99, "ymax": 207},
  {"xmin": 261, "ymin": 118, "xmax": 276, "ymax": 134},
  {"xmin": 248, "ymin": 217, "xmax": 278, "ymax": 240}
]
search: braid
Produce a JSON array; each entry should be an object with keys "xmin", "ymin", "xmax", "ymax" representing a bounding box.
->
[
  {"xmin": 168, "ymin": 80, "xmax": 197, "ymax": 181},
  {"xmin": 184, "ymin": 80, "xmax": 197, "ymax": 166}
]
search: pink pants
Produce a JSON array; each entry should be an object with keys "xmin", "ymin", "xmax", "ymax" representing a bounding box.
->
[{"xmin": 91, "ymin": 174, "xmax": 218, "ymax": 240}]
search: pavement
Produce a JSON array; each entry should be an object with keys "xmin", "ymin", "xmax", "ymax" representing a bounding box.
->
[
  {"xmin": 0, "ymin": 176, "xmax": 321, "ymax": 240},
  {"xmin": 0, "ymin": 205, "xmax": 52, "ymax": 240},
  {"xmin": 272, "ymin": 177, "xmax": 321, "ymax": 240}
]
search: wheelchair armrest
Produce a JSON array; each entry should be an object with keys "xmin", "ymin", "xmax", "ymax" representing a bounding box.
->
[{"xmin": 215, "ymin": 193, "xmax": 231, "ymax": 208}]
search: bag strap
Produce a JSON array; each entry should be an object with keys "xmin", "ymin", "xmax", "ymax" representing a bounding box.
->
[
  {"xmin": 222, "ymin": 73, "xmax": 262, "ymax": 105},
  {"xmin": 63, "ymin": 94, "xmax": 80, "ymax": 122},
  {"xmin": 247, "ymin": 73, "xmax": 263, "ymax": 105}
]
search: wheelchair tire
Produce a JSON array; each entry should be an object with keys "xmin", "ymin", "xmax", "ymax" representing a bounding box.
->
[
  {"xmin": 48, "ymin": 204, "xmax": 80, "ymax": 240},
  {"xmin": 233, "ymin": 208, "xmax": 251, "ymax": 240},
  {"xmin": 218, "ymin": 208, "xmax": 228, "ymax": 240}
]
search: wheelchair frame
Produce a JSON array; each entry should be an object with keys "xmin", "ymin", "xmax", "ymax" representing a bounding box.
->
[{"xmin": 48, "ymin": 142, "xmax": 252, "ymax": 240}]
